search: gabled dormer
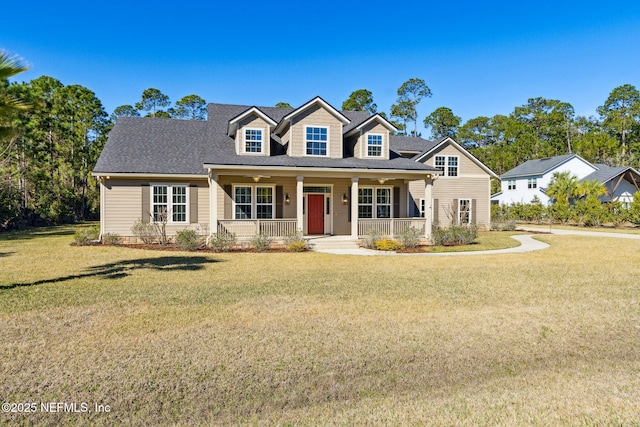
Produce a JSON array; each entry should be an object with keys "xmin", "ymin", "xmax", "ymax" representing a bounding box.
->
[
  {"xmin": 274, "ymin": 97, "xmax": 350, "ymax": 159},
  {"xmin": 227, "ymin": 107, "xmax": 277, "ymax": 156},
  {"xmin": 344, "ymin": 114, "xmax": 396, "ymax": 161}
]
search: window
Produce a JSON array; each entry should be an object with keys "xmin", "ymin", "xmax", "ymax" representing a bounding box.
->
[
  {"xmin": 255, "ymin": 187, "xmax": 273, "ymax": 219},
  {"xmin": 528, "ymin": 178, "xmax": 537, "ymax": 189},
  {"xmin": 234, "ymin": 186, "xmax": 252, "ymax": 219},
  {"xmin": 508, "ymin": 180, "xmax": 516, "ymax": 190},
  {"xmin": 244, "ymin": 128, "xmax": 263, "ymax": 153},
  {"xmin": 434, "ymin": 155, "xmax": 459, "ymax": 177},
  {"xmin": 152, "ymin": 185, "xmax": 187, "ymax": 223},
  {"xmin": 306, "ymin": 126, "xmax": 328, "ymax": 156},
  {"xmin": 435, "ymin": 156, "xmax": 446, "ymax": 174},
  {"xmin": 233, "ymin": 186, "xmax": 274, "ymax": 219},
  {"xmin": 376, "ymin": 188, "xmax": 391, "ymax": 218},
  {"xmin": 448, "ymin": 156, "xmax": 458, "ymax": 177},
  {"xmin": 419, "ymin": 199, "xmax": 426, "ymax": 217},
  {"xmin": 358, "ymin": 187, "xmax": 392, "ymax": 219},
  {"xmin": 358, "ymin": 188, "xmax": 373, "ymax": 219},
  {"xmin": 367, "ymin": 134, "xmax": 383, "ymax": 157},
  {"xmin": 459, "ymin": 199, "xmax": 471, "ymax": 224}
]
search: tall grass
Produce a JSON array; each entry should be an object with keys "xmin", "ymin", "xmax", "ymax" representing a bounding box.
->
[{"xmin": 1, "ymin": 225, "xmax": 640, "ymax": 425}]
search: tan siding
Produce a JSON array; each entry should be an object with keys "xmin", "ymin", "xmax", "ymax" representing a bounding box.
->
[
  {"xmin": 290, "ymin": 105, "xmax": 343, "ymax": 158},
  {"xmin": 103, "ymin": 178, "xmax": 209, "ymax": 239},
  {"xmin": 408, "ymin": 177, "xmax": 491, "ymax": 227},
  {"xmin": 357, "ymin": 122, "xmax": 389, "ymax": 160},
  {"xmin": 426, "ymin": 143, "xmax": 487, "ymax": 176},
  {"xmin": 236, "ymin": 115, "xmax": 270, "ymax": 156},
  {"xmin": 332, "ymin": 179, "xmax": 351, "ymax": 235}
]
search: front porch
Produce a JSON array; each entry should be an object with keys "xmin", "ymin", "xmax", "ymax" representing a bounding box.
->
[{"xmin": 216, "ymin": 217, "xmax": 428, "ymax": 239}]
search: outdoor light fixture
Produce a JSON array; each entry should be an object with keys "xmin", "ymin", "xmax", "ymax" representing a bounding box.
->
[
  {"xmin": 252, "ymin": 176, "xmax": 260, "ymax": 182},
  {"xmin": 342, "ymin": 193, "xmax": 349, "ymax": 204},
  {"xmin": 285, "ymin": 193, "xmax": 291, "ymax": 204},
  {"xmin": 378, "ymin": 178, "xmax": 388, "ymax": 184}
]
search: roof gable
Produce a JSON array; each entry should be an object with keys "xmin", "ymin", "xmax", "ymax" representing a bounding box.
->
[
  {"xmin": 582, "ymin": 164, "xmax": 640, "ymax": 184},
  {"xmin": 414, "ymin": 137, "xmax": 499, "ymax": 178},
  {"xmin": 344, "ymin": 113, "xmax": 397, "ymax": 137},
  {"xmin": 274, "ymin": 96, "xmax": 350, "ymax": 135},
  {"xmin": 227, "ymin": 106, "xmax": 277, "ymax": 137}
]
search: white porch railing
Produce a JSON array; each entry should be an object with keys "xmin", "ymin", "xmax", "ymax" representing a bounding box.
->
[
  {"xmin": 217, "ymin": 219, "xmax": 298, "ymax": 239},
  {"xmin": 358, "ymin": 218, "xmax": 426, "ymax": 238}
]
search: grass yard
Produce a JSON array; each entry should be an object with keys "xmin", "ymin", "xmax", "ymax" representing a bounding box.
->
[{"xmin": 1, "ymin": 226, "xmax": 640, "ymax": 426}]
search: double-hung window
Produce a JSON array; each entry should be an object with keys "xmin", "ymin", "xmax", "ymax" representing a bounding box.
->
[
  {"xmin": 435, "ymin": 155, "xmax": 459, "ymax": 177},
  {"xmin": 366, "ymin": 134, "xmax": 383, "ymax": 157},
  {"xmin": 234, "ymin": 186, "xmax": 274, "ymax": 219},
  {"xmin": 152, "ymin": 185, "xmax": 187, "ymax": 223},
  {"xmin": 508, "ymin": 180, "xmax": 516, "ymax": 190},
  {"xmin": 244, "ymin": 129, "xmax": 263, "ymax": 153},
  {"xmin": 459, "ymin": 199, "xmax": 471, "ymax": 224},
  {"xmin": 528, "ymin": 178, "xmax": 537, "ymax": 189},
  {"xmin": 358, "ymin": 187, "xmax": 392, "ymax": 219},
  {"xmin": 305, "ymin": 126, "xmax": 328, "ymax": 156}
]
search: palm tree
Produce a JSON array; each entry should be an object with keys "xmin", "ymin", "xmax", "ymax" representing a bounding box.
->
[
  {"xmin": 578, "ymin": 179, "xmax": 607, "ymax": 200},
  {"xmin": 0, "ymin": 51, "xmax": 29, "ymax": 139},
  {"xmin": 546, "ymin": 171, "xmax": 580, "ymax": 204}
]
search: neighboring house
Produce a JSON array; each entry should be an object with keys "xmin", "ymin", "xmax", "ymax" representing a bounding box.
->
[
  {"xmin": 93, "ymin": 96, "xmax": 497, "ymax": 242},
  {"xmin": 491, "ymin": 154, "xmax": 640, "ymax": 206}
]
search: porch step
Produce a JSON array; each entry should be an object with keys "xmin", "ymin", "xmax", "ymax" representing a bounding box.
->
[{"xmin": 308, "ymin": 235, "xmax": 361, "ymax": 252}]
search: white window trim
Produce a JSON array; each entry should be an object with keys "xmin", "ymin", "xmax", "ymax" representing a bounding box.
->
[
  {"xmin": 434, "ymin": 155, "xmax": 460, "ymax": 177},
  {"xmin": 304, "ymin": 125, "xmax": 330, "ymax": 157},
  {"xmin": 151, "ymin": 184, "xmax": 189, "ymax": 224},
  {"xmin": 459, "ymin": 198, "xmax": 472, "ymax": 224},
  {"xmin": 364, "ymin": 133, "xmax": 384, "ymax": 158},
  {"xmin": 419, "ymin": 198, "xmax": 426, "ymax": 218},
  {"xmin": 508, "ymin": 179, "xmax": 516, "ymax": 190},
  {"xmin": 358, "ymin": 186, "xmax": 393, "ymax": 219},
  {"xmin": 528, "ymin": 178, "xmax": 537, "ymax": 189},
  {"xmin": 243, "ymin": 127, "xmax": 265, "ymax": 155},
  {"xmin": 232, "ymin": 184, "xmax": 275, "ymax": 220}
]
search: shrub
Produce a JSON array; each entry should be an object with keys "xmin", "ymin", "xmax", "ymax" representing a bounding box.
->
[
  {"xmin": 362, "ymin": 229, "xmax": 383, "ymax": 249},
  {"xmin": 209, "ymin": 231, "xmax": 237, "ymax": 252},
  {"xmin": 491, "ymin": 220, "xmax": 516, "ymax": 231},
  {"xmin": 131, "ymin": 219, "xmax": 156, "ymax": 244},
  {"xmin": 573, "ymin": 197, "xmax": 608, "ymax": 227},
  {"xmin": 102, "ymin": 233, "xmax": 122, "ymax": 245},
  {"xmin": 398, "ymin": 227, "xmax": 422, "ymax": 248},
  {"xmin": 375, "ymin": 238, "xmax": 403, "ymax": 251},
  {"xmin": 628, "ymin": 193, "xmax": 640, "ymax": 225},
  {"xmin": 250, "ymin": 233, "xmax": 273, "ymax": 252},
  {"xmin": 73, "ymin": 225, "xmax": 99, "ymax": 244},
  {"xmin": 284, "ymin": 230, "xmax": 307, "ymax": 246},
  {"xmin": 287, "ymin": 241, "xmax": 309, "ymax": 252},
  {"xmin": 175, "ymin": 229, "xmax": 203, "ymax": 251},
  {"xmin": 431, "ymin": 224, "xmax": 478, "ymax": 246}
]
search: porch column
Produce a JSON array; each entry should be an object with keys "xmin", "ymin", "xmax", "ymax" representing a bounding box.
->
[
  {"xmin": 209, "ymin": 171, "xmax": 218, "ymax": 237},
  {"xmin": 351, "ymin": 177, "xmax": 359, "ymax": 238},
  {"xmin": 424, "ymin": 176, "xmax": 433, "ymax": 241},
  {"xmin": 296, "ymin": 176, "xmax": 304, "ymax": 232}
]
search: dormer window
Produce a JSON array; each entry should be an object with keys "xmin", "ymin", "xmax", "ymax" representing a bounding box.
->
[
  {"xmin": 367, "ymin": 134, "xmax": 383, "ymax": 157},
  {"xmin": 244, "ymin": 128, "xmax": 263, "ymax": 153},
  {"xmin": 305, "ymin": 126, "xmax": 328, "ymax": 156}
]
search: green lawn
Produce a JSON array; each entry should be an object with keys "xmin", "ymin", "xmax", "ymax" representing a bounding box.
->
[{"xmin": 1, "ymin": 226, "xmax": 640, "ymax": 425}]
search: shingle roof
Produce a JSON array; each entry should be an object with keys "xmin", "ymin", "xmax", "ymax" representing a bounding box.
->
[
  {"xmin": 390, "ymin": 135, "xmax": 439, "ymax": 154},
  {"xmin": 582, "ymin": 164, "xmax": 640, "ymax": 184},
  {"xmin": 501, "ymin": 154, "xmax": 579, "ymax": 179},
  {"xmin": 94, "ymin": 102, "xmax": 440, "ymax": 176}
]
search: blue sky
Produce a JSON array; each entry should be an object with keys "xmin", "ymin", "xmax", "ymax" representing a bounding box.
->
[{"xmin": 3, "ymin": 1, "xmax": 640, "ymax": 135}]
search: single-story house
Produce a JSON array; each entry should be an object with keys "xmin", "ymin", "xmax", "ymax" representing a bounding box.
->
[
  {"xmin": 93, "ymin": 96, "xmax": 497, "ymax": 242},
  {"xmin": 491, "ymin": 154, "xmax": 640, "ymax": 207}
]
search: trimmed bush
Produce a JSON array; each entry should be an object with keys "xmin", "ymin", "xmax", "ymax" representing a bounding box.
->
[
  {"xmin": 375, "ymin": 238, "xmax": 403, "ymax": 251},
  {"xmin": 362, "ymin": 229, "xmax": 383, "ymax": 249},
  {"xmin": 250, "ymin": 233, "xmax": 273, "ymax": 252},
  {"xmin": 287, "ymin": 241, "xmax": 309, "ymax": 252},
  {"xmin": 209, "ymin": 232, "xmax": 237, "ymax": 252},
  {"xmin": 131, "ymin": 219, "xmax": 156, "ymax": 244},
  {"xmin": 431, "ymin": 224, "xmax": 478, "ymax": 246},
  {"xmin": 175, "ymin": 229, "xmax": 203, "ymax": 251},
  {"xmin": 398, "ymin": 227, "xmax": 422, "ymax": 248},
  {"xmin": 102, "ymin": 233, "xmax": 122, "ymax": 245},
  {"xmin": 491, "ymin": 220, "xmax": 516, "ymax": 231},
  {"xmin": 73, "ymin": 225, "xmax": 99, "ymax": 244}
]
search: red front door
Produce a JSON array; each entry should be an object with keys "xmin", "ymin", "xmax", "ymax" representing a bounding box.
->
[{"xmin": 307, "ymin": 194, "xmax": 325, "ymax": 234}]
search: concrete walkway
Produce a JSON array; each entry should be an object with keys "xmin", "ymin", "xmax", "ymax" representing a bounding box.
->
[
  {"xmin": 311, "ymin": 234, "xmax": 549, "ymax": 256},
  {"xmin": 518, "ymin": 225, "xmax": 640, "ymax": 240}
]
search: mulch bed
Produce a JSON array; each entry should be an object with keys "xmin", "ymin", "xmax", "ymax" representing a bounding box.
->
[{"xmin": 71, "ymin": 242, "xmax": 302, "ymax": 253}]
